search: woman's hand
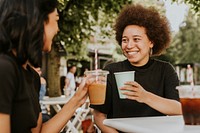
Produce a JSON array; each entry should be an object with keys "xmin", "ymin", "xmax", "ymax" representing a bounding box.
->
[
  {"xmin": 120, "ymin": 81, "xmax": 148, "ymax": 103},
  {"xmin": 73, "ymin": 77, "xmax": 89, "ymax": 107},
  {"xmin": 121, "ymin": 81, "xmax": 182, "ymax": 115}
]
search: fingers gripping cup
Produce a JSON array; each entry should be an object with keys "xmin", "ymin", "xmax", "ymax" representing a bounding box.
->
[
  {"xmin": 85, "ymin": 70, "xmax": 109, "ymax": 105},
  {"xmin": 176, "ymin": 85, "xmax": 200, "ymax": 125},
  {"xmin": 114, "ymin": 71, "xmax": 135, "ymax": 99}
]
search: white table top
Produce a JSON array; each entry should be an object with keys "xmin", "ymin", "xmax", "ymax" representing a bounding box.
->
[
  {"xmin": 103, "ymin": 115, "xmax": 200, "ymax": 133},
  {"xmin": 41, "ymin": 95, "xmax": 71, "ymax": 105}
]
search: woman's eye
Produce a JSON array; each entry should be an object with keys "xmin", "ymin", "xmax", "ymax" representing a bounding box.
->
[
  {"xmin": 134, "ymin": 38, "xmax": 140, "ymax": 42},
  {"xmin": 122, "ymin": 38, "xmax": 128, "ymax": 43}
]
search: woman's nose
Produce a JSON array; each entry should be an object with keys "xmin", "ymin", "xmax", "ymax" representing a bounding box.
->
[{"xmin": 127, "ymin": 40, "xmax": 134, "ymax": 48}]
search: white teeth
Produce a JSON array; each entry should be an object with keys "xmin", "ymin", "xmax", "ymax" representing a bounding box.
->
[{"xmin": 127, "ymin": 51, "xmax": 138, "ymax": 55}]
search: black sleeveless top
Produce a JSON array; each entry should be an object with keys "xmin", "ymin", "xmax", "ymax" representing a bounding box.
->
[{"xmin": 0, "ymin": 53, "xmax": 41, "ymax": 133}]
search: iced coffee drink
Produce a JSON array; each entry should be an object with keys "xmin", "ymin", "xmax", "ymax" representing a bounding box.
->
[
  {"xmin": 180, "ymin": 98, "xmax": 200, "ymax": 125},
  {"xmin": 88, "ymin": 82, "xmax": 106, "ymax": 104},
  {"xmin": 85, "ymin": 70, "xmax": 109, "ymax": 105},
  {"xmin": 177, "ymin": 85, "xmax": 200, "ymax": 125}
]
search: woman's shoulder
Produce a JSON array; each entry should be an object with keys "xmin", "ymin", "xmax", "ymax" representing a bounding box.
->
[
  {"xmin": 0, "ymin": 54, "xmax": 19, "ymax": 73},
  {"xmin": 0, "ymin": 54, "xmax": 20, "ymax": 87},
  {"xmin": 104, "ymin": 60, "xmax": 126, "ymax": 69},
  {"xmin": 153, "ymin": 59, "xmax": 173, "ymax": 66},
  {"xmin": 153, "ymin": 59, "xmax": 175, "ymax": 72}
]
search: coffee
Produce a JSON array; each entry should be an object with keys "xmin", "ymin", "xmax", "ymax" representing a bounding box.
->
[
  {"xmin": 88, "ymin": 82, "xmax": 106, "ymax": 105},
  {"xmin": 84, "ymin": 70, "xmax": 109, "ymax": 105},
  {"xmin": 180, "ymin": 98, "xmax": 200, "ymax": 125},
  {"xmin": 177, "ymin": 85, "xmax": 200, "ymax": 125}
]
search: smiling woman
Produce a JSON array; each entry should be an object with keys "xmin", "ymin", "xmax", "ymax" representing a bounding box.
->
[
  {"xmin": 90, "ymin": 4, "xmax": 182, "ymax": 133},
  {"xmin": 121, "ymin": 25, "xmax": 153, "ymax": 66},
  {"xmin": 39, "ymin": 0, "xmax": 60, "ymax": 52},
  {"xmin": 43, "ymin": 9, "xmax": 59, "ymax": 52}
]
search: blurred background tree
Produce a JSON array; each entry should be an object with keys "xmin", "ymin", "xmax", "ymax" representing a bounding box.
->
[
  {"xmin": 172, "ymin": 0, "xmax": 200, "ymax": 13},
  {"xmin": 47, "ymin": 0, "xmax": 200, "ymax": 96},
  {"xmin": 47, "ymin": 0, "xmax": 165, "ymax": 97},
  {"xmin": 166, "ymin": 9, "xmax": 200, "ymax": 64},
  {"xmin": 56, "ymin": 0, "xmax": 134, "ymax": 60},
  {"xmin": 47, "ymin": 0, "xmax": 133, "ymax": 96}
]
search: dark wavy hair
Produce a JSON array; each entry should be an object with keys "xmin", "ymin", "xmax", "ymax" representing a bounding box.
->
[
  {"xmin": 39, "ymin": 0, "xmax": 58, "ymax": 23},
  {"xmin": 0, "ymin": 0, "xmax": 44, "ymax": 67},
  {"xmin": 114, "ymin": 4, "xmax": 171, "ymax": 56}
]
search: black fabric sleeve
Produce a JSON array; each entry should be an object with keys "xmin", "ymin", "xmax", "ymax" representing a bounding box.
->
[
  {"xmin": 29, "ymin": 66, "xmax": 42, "ymax": 112},
  {"xmin": 0, "ymin": 57, "xmax": 18, "ymax": 114},
  {"xmin": 163, "ymin": 63, "xmax": 180, "ymax": 101}
]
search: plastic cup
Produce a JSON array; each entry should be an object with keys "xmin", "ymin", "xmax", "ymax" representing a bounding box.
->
[
  {"xmin": 84, "ymin": 70, "xmax": 109, "ymax": 105},
  {"xmin": 176, "ymin": 85, "xmax": 200, "ymax": 125},
  {"xmin": 114, "ymin": 71, "xmax": 135, "ymax": 99}
]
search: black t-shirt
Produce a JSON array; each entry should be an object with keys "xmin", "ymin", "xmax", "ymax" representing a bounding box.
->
[
  {"xmin": 0, "ymin": 53, "xmax": 41, "ymax": 133},
  {"xmin": 90, "ymin": 59, "xmax": 180, "ymax": 118}
]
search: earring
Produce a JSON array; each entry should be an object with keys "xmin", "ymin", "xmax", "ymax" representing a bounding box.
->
[{"xmin": 150, "ymin": 48, "xmax": 153, "ymax": 56}]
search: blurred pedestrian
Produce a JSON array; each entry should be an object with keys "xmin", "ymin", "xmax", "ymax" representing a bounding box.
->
[{"xmin": 64, "ymin": 65, "xmax": 77, "ymax": 96}]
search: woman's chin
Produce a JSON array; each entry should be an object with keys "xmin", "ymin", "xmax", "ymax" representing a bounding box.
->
[{"xmin": 43, "ymin": 47, "xmax": 51, "ymax": 53}]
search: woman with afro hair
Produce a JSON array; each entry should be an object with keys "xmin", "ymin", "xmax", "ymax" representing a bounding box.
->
[{"xmin": 91, "ymin": 4, "xmax": 182, "ymax": 132}]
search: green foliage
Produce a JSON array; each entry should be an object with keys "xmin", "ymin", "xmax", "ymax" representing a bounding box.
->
[
  {"xmin": 47, "ymin": 0, "xmax": 172, "ymax": 96},
  {"xmin": 166, "ymin": 9, "xmax": 200, "ymax": 64},
  {"xmin": 55, "ymin": 0, "xmax": 168, "ymax": 62},
  {"xmin": 164, "ymin": 0, "xmax": 200, "ymax": 64},
  {"xmin": 172, "ymin": 0, "xmax": 200, "ymax": 13},
  {"xmin": 56, "ymin": 0, "xmax": 132, "ymax": 61}
]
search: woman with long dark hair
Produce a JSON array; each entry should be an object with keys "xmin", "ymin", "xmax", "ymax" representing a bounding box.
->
[{"xmin": 0, "ymin": 0, "xmax": 89, "ymax": 132}]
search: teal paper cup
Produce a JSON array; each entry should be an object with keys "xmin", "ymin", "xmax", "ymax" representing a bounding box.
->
[{"xmin": 114, "ymin": 71, "xmax": 135, "ymax": 99}]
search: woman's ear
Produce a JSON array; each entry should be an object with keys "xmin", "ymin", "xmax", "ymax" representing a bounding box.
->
[{"xmin": 149, "ymin": 41, "xmax": 154, "ymax": 48}]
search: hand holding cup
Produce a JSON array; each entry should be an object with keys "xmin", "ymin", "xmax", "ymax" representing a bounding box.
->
[
  {"xmin": 84, "ymin": 70, "xmax": 109, "ymax": 105},
  {"xmin": 114, "ymin": 71, "xmax": 135, "ymax": 99}
]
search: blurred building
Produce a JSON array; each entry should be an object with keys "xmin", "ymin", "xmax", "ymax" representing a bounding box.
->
[{"xmin": 175, "ymin": 63, "xmax": 200, "ymax": 85}]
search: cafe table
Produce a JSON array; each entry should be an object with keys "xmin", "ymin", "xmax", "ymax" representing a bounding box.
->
[
  {"xmin": 103, "ymin": 115, "xmax": 200, "ymax": 133},
  {"xmin": 41, "ymin": 95, "xmax": 90, "ymax": 133},
  {"xmin": 41, "ymin": 95, "xmax": 71, "ymax": 112}
]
